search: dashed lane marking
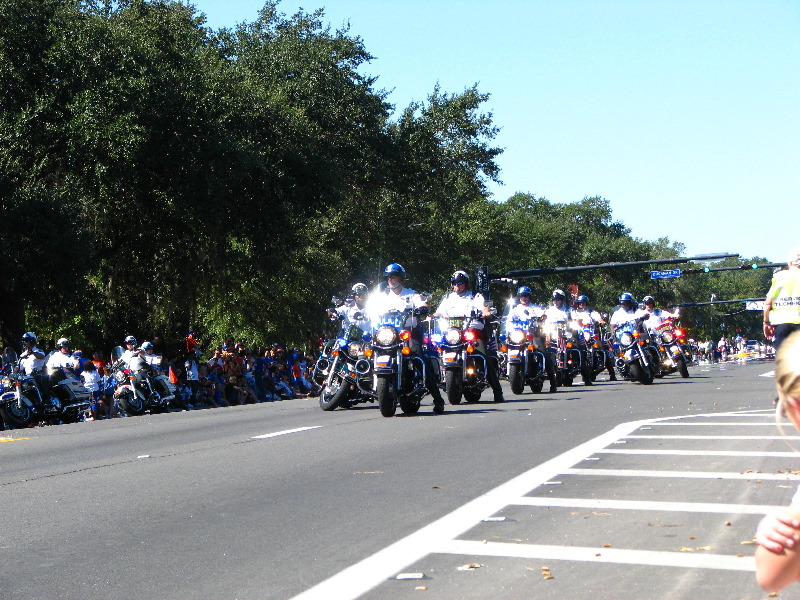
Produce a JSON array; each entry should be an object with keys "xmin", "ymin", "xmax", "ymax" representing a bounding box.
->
[
  {"xmin": 251, "ymin": 426, "xmax": 322, "ymax": 439},
  {"xmin": 0, "ymin": 437, "xmax": 29, "ymax": 443}
]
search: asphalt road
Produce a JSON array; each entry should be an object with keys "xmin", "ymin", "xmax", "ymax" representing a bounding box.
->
[{"xmin": 0, "ymin": 360, "xmax": 786, "ymax": 600}]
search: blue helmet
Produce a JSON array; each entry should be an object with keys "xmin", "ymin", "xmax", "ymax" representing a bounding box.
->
[
  {"xmin": 576, "ymin": 295, "xmax": 589, "ymax": 305},
  {"xmin": 619, "ymin": 292, "xmax": 635, "ymax": 306},
  {"xmin": 383, "ymin": 263, "xmax": 406, "ymax": 279},
  {"xmin": 517, "ymin": 286, "xmax": 532, "ymax": 297},
  {"xmin": 552, "ymin": 289, "xmax": 565, "ymax": 301}
]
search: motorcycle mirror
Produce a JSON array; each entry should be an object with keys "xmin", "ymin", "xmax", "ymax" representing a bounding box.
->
[
  {"xmin": 344, "ymin": 296, "xmax": 355, "ymax": 307},
  {"xmin": 331, "ymin": 296, "xmax": 343, "ymax": 307},
  {"xmin": 419, "ymin": 292, "xmax": 432, "ymax": 302},
  {"xmin": 485, "ymin": 300, "xmax": 494, "ymax": 308}
]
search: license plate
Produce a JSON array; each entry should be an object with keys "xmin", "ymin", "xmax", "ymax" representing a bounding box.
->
[
  {"xmin": 508, "ymin": 350, "xmax": 520, "ymax": 358},
  {"xmin": 443, "ymin": 352, "xmax": 458, "ymax": 363},
  {"xmin": 670, "ymin": 346, "xmax": 681, "ymax": 354},
  {"xmin": 376, "ymin": 356, "xmax": 391, "ymax": 368}
]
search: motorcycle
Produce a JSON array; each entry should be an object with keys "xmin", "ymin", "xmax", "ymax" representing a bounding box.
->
[
  {"xmin": 500, "ymin": 315, "xmax": 547, "ymax": 394},
  {"xmin": 0, "ymin": 349, "xmax": 92, "ymax": 427},
  {"xmin": 110, "ymin": 346, "xmax": 175, "ymax": 415},
  {"xmin": 575, "ymin": 322, "xmax": 611, "ymax": 384},
  {"xmin": 651, "ymin": 317, "xmax": 690, "ymax": 378},
  {"xmin": 433, "ymin": 309, "xmax": 491, "ymax": 404},
  {"xmin": 546, "ymin": 322, "xmax": 586, "ymax": 386},
  {"xmin": 613, "ymin": 315, "xmax": 660, "ymax": 384},
  {"xmin": 371, "ymin": 301, "xmax": 435, "ymax": 417},
  {"xmin": 314, "ymin": 296, "xmax": 375, "ymax": 411}
]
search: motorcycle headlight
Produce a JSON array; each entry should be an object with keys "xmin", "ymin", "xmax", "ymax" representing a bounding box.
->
[
  {"xmin": 661, "ymin": 331, "xmax": 674, "ymax": 343},
  {"xmin": 508, "ymin": 329, "xmax": 526, "ymax": 345},
  {"xmin": 620, "ymin": 333, "xmax": 633, "ymax": 346},
  {"xmin": 375, "ymin": 327, "xmax": 398, "ymax": 346},
  {"xmin": 444, "ymin": 328, "xmax": 461, "ymax": 345}
]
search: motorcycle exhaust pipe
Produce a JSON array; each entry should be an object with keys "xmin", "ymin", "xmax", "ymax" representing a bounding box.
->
[{"xmin": 355, "ymin": 359, "xmax": 372, "ymax": 376}]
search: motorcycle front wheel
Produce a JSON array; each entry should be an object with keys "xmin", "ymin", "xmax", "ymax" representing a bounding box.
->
[
  {"xmin": 445, "ymin": 370, "xmax": 463, "ymax": 404},
  {"xmin": 630, "ymin": 361, "xmax": 654, "ymax": 385},
  {"xmin": 376, "ymin": 377, "xmax": 396, "ymax": 417},
  {"xmin": 118, "ymin": 389, "xmax": 146, "ymax": 416},
  {"xmin": 508, "ymin": 363, "xmax": 524, "ymax": 395},
  {"xmin": 0, "ymin": 401, "xmax": 35, "ymax": 428},
  {"xmin": 319, "ymin": 377, "xmax": 350, "ymax": 411}
]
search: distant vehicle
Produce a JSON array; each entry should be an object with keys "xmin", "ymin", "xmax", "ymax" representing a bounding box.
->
[{"xmin": 745, "ymin": 339, "xmax": 760, "ymax": 353}]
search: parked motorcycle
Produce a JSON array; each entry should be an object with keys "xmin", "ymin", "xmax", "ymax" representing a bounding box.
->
[
  {"xmin": 0, "ymin": 349, "xmax": 92, "ymax": 427},
  {"xmin": 433, "ymin": 309, "xmax": 492, "ymax": 404},
  {"xmin": 314, "ymin": 296, "xmax": 375, "ymax": 411},
  {"xmin": 372, "ymin": 302, "xmax": 435, "ymax": 417},
  {"xmin": 613, "ymin": 315, "xmax": 660, "ymax": 384},
  {"xmin": 651, "ymin": 318, "xmax": 690, "ymax": 378},
  {"xmin": 500, "ymin": 315, "xmax": 547, "ymax": 394},
  {"xmin": 110, "ymin": 346, "xmax": 175, "ymax": 415}
]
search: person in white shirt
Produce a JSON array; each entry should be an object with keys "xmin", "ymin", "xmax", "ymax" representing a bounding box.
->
[
  {"xmin": 609, "ymin": 293, "xmax": 648, "ymax": 334},
  {"xmin": 367, "ymin": 263, "xmax": 446, "ymax": 413},
  {"xmin": 544, "ymin": 289, "xmax": 571, "ymax": 325},
  {"xmin": 46, "ymin": 337, "xmax": 76, "ymax": 371},
  {"xmin": 434, "ymin": 270, "xmax": 505, "ymax": 402},
  {"xmin": 641, "ymin": 295, "xmax": 679, "ymax": 333},
  {"xmin": 571, "ymin": 294, "xmax": 616, "ymax": 381},
  {"xmin": 18, "ymin": 331, "xmax": 45, "ymax": 375},
  {"xmin": 339, "ymin": 283, "xmax": 371, "ymax": 333}
]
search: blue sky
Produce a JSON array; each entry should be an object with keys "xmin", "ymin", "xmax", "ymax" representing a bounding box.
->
[{"xmin": 190, "ymin": 0, "xmax": 798, "ymax": 264}]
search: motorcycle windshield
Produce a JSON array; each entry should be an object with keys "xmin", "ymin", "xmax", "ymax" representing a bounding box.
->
[
  {"xmin": 4, "ymin": 348, "xmax": 19, "ymax": 366},
  {"xmin": 374, "ymin": 310, "xmax": 405, "ymax": 331},
  {"xmin": 112, "ymin": 346, "xmax": 125, "ymax": 362},
  {"xmin": 615, "ymin": 322, "xmax": 635, "ymax": 341}
]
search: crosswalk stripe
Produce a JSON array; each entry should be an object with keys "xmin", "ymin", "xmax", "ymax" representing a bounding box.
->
[{"xmin": 435, "ymin": 540, "xmax": 755, "ymax": 572}]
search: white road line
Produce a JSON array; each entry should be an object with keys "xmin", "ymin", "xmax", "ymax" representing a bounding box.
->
[
  {"xmin": 565, "ymin": 468, "xmax": 800, "ymax": 480},
  {"xmin": 599, "ymin": 449, "xmax": 799, "ymax": 458},
  {"xmin": 647, "ymin": 422, "xmax": 780, "ymax": 427},
  {"xmin": 435, "ymin": 540, "xmax": 755, "ymax": 572},
  {"xmin": 626, "ymin": 435, "xmax": 800, "ymax": 440},
  {"xmin": 251, "ymin": 426, "xmax": 322, "ymax": 439},
  {"xmin": 289, "ymin": 418, "xmax": 651, "ymax": 600},
  {"xmin": 289, "ymin": 412, "xmax": 782, "ymax": 600},
  {"xmin": 510, "ymin": 497, "xmax": 782, "ymax": 514}
]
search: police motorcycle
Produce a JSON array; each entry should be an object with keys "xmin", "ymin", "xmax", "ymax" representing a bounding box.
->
[
  {"xmin": 613, "ymin": 315, "xmax": 660, "ymax": 384},
  {"xmin": 110, "ymin": 345, "xmax": 175, "ymax": 415},
  {"xmin": 499, "ymin": 314, "xmax": 548, "ymax": 394},
  {"xmin": 314, "ymin": 295, "xmax": 375, "ymax": 411},
  {"xmin": 651, "ymin": 317, "xmax": 690, "ymax": 378},
  {"xmin": 0, "ymin": 348, "xmax": 92, "ymax": 427},
  {"xmin": 371, "ymin": 296, "xmax": 436, "ymax": 417},
  {"xmin": 545, "ymin": 321, "xmax": 586, "ymax": 386},
  {"xmin": 432, "ymin": 308, "xmax": 492, "ymax": 404},
  {"xmin": 574, "ymin": 321, "xmax": 610, "ymax": 384}
]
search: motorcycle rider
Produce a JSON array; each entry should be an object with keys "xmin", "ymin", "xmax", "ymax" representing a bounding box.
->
[
  {"xmin": 609, "ymin": 293, "xmax": 648, "ymax": 334},
  {"xmin": 19, "ymin": 332, "xmax": 46, "ymax": 375},
  {"xmin": 340, "ymin": 283, "xmax": 371, "ymax": 331},
  {"xmin": 544, "ymin": 289, "xmax": 572, "ymax": 325},
  {"xmin": 641, "ymin": 295, "xmax": 680, "ymax": 334},
  {"xmin": 119, "ymin": 335, "xmax": 152, "ymax": 398},
  {"xmin": 571, "ymin": 294, "xmax": 616, "ymax": 381},
  {"xmin": 507, "ymin": 286, "xmax": 557, "ymax": 393},
  {"xmin": 367, "ymin": 263, "xmax": 446, "ymax": 414},
  {"xmin": 434, "ymin": 270, "xmax": 505, "ymax": 403},
  {"xmin": 46, "ymin": 337, "xmax": 76, "ymax": 372},
  {"xmin": 141, "ymin": 341, "xmax": 163, "ymax": 369}
]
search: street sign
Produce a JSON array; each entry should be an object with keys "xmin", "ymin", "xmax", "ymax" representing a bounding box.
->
[
  {"xmin": 650, "ymin": 269, "xmax": 681, "ymax": 280},
  {"xmin": 745, "ymin": 301, "xmax": 766, "ymax": 311}
]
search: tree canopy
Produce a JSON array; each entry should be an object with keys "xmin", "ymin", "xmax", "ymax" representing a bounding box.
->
[{"xmin": 0, "ymin": 0, "xmax": 774, "ymax": 354}]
